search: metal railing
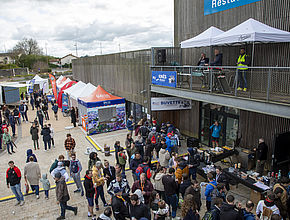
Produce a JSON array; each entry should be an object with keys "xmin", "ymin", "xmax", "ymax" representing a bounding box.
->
[{"xmin": 150, "ymin": 66, "xmax": 290, "ymax": 104}]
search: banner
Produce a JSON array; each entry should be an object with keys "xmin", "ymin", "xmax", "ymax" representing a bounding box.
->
[
  {"xmin": 152, "ymin": 71, "xmax": 177, "ymax": 88},
  {"xmin": 151, "ymin": 97, "xmax": 192, "ymax": 111},
  {"xmin": 49, "ymin": 74, "xmax": 57, "ymax": 99},
  {"xmin": 62, "ymin": 93, "xmax": 69, "ymax": 112},
  {"xmin": 204, "ymin": 0, "xmax": 261, "ymax": 15},
  {"xmin": 28, "ymin": 79, "xmax": 35, "ymax": 93}
]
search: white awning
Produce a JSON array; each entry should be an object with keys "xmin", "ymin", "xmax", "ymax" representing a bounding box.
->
[{"xmin": 64, "ymin": 81, "xmax": 86, "ymax": 95}]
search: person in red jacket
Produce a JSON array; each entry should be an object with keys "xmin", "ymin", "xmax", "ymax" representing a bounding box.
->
[
  {"xmin": 132, "ymin": 173, "xmax": 154, "ymax": 205},
  {"xmin": 6, "ymin": 161, "xmax": 25, "ymax": 206}
]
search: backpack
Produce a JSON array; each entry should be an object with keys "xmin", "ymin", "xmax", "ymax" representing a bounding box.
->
[
  {"xmin": 260, "ymin": 201, "xmax": 279, "ymax": 220},
  {"xmin": 202, "ymin": 211, "xmax": 213, "ymax": 220},
  {"xmin": 135, "ymin": 164, "xmax": 150, "ymax": 180},
  {"xmin": 71, "ymin": 160, "xmax": 79, "ymax": 173},
  {"xmin": 49, "ymin": 159, "xmax": 58, "ymax": 173},
  {"xmin": 151, "ymin": 135, "xmax": 157, "ymax": 144}
]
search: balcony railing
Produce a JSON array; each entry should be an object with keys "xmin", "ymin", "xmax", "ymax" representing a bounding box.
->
[{"xmin": 150, "ymin": 66, "xmax": 290, "ymax": 104}]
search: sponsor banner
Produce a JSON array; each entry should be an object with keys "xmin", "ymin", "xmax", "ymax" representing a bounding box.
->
[
  {"xmin": 204, "ymin": 0, "xmax": 261, "ymax": 15},
  {"xmin": 151, "ymin": 97, "xmax": 192, "ymax": 111},
  {"xmin": 62, "ymin": 93, "xmax": 69, "ymax": 112},
  {"xmin": 49, "ymin": 74, "xmax": 57, "ymax": 99},
  {"xmin": 28, "ymin": 79, "xmax": 35, "ymax": 93},
  {"xmin": 152, "ymin": 71, "xmax": 177, "ymax": 88}
]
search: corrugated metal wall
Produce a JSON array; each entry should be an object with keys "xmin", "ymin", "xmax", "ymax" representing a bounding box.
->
[
  {"xmin": 239, "ymin": 110, "xmax": 290, "ymax": 157},
  {"xmin": 174, "ymin": 0, "xmax": 290, "ymax": 66},
  {"xmin": 73, "ymin": 49, "xmax": 152, "ymax": 108}
]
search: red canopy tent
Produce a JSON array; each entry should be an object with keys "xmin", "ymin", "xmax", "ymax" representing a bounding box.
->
[{"xmin": 57, "ymin": 81, "xmax": 76, "ymax": 108}]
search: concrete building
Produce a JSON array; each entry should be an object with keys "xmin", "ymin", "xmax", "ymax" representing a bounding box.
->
[
  {"xmin": 73, "ymin": 0, "xmax": 290, "ymax": 175},
  {"xmin": 60, "ymin": 54, "xmax": 78, "ymax": 66}
]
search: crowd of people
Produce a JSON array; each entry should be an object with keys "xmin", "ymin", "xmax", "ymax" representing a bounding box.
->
[{"xmin": 3, "ymin": 91, "xmax": 290, "ymax": 220}]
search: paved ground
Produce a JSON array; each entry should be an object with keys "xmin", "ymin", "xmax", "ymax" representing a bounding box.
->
[{"xmin": 0, "ymin": 102, "xmax": 252, "ymax": 219}]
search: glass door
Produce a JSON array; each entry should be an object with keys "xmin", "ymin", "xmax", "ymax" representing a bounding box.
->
[
  {"xmin": 200, "ymin": 106, "xmax": 211, "ymax": 146},
  {"xmin": 225, "ymin": 117, "xmax": 239, "ymax": 147}
]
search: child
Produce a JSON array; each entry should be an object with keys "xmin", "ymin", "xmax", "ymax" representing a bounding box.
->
[
  {"xmin": 40, "ymin": 173, "xmax": 50, "ymax": 199},
  {"xmin": 48, "ymin": 124, "xmax": 55, "ymax": 147},
  {"xmin": 156, "ymin": 200, "xmax": 169, "ymax": 220},
  {"xmin": 97, "ymin": 207, "xmax": 112, "ymax": 220}
]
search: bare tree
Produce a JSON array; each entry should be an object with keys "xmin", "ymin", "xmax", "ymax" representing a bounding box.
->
[{"xmin": 10, "ymin": 38, "xmax": 43, "ymax": 55}]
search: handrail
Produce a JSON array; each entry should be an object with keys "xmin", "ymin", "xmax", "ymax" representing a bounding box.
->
[{"xmin": 150, "ymin": 65, "xmax": 290, "ymax": 70}]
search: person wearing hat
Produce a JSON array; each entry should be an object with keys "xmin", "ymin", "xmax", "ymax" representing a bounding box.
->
[
  {"xmin": 111, "ymin": 187, "xmax": 130, "ymax": 220},
  {"xmin": 55, "ymin": 172, "xmax": 78, "ymax": 220},
  {"xmin": 256, "ymin": 191, "xmax": 280, "ymax": 219}
]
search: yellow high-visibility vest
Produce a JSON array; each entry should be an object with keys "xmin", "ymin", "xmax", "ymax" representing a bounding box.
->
[{"xmin": 237, "ymin": 54, "xmax": 248, "ymax": 70}]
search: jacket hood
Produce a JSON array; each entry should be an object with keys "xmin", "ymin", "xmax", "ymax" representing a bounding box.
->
[
  {"xmin": 98, "ymin": 213, "xmax": 111, "ymax": 220},
  {"xmin": 159, "ymin": 148, "xmax": 166, "ymax": 153},
  {"xmin": 221, "ymin": 203, "xmax": 235, "ymax": 212},
  {"xmin": 42, "ymin": 173, "xmax": 47, "ymax": 179},
  {"xmin": 27, "ymin": 149, "xmax": 33, "ymax": 156},
  {"xmin": 56, "ymin": 176, "xmax": 65, "ymax": 183}
]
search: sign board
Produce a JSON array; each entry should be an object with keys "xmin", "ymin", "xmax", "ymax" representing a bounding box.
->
[
  {"xmin": 204, "ymin": 0, "xmax": 261, "ymax": 15},
  {"xmin": 151, "ymin": 97, "xmax": 192, "ymax": 111},
  {"xmin": 62, "ymin": 93, "xmax": 69, "ymax": 112},
  {"xmin": 152, "ymin": 71, "xmax": 177, "ymax": 88},
  {"xmin": 28, "ymin": 79, "xmax": 35, "ymax": 93}
]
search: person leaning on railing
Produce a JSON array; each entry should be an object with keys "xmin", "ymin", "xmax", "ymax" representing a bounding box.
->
[{"xmin": 236, "ymin": 48, "xmax": 250, "ymax": 92}]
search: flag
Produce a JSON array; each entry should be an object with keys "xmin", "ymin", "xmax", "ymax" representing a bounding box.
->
[
  {"xmin": 28, "ymin": 79, "xmax": 35, "ymax": 93},
  {"xmin": 49, "ymin": 74, "xmax": 57, "ymax": 99}
]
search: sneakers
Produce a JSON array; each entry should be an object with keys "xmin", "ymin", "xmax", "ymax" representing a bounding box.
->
[
  {"xmin": 36, "ymin": 195, "xmax": 40, "ymax": 199},
  {"xmin": 44, "ymin": 149, "xmax": 47, "ymax": 152},
  {"xmin": 20, "ymin": 201, "xmax": 25, "ymax": 206},
  {"xmin": 243, "ymin": 88, "xmax": 247, "ymax": 92},
  {"xmin": 45, "ymin": 196, "xmax": 49, "ymax": 200},
  {"xmin": 237, "ymin": 87, "xmax": 242, "ymax": 91},
  {"xmin": 74, "ymin": 207, "xmax": 78, "ymax": 216},
  {"xmin": 56, "ymin": 216, "xmax": 65, "ymax": 220},
  {"xmin": 15, "ymin": 201, "xmax": 20, "ymax": 206}
]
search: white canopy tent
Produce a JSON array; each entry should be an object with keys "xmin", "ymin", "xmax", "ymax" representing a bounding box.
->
[
  {"xmin": 63, "ymin": 81, "xmax": 86, "ymax": 96},
  {"xmin": 57, "ymin": 78, "xmax": 71, "ymax": 89},
  {"xmin": 71, "ymin": 83, "xmax": 97, "ymax": 107},
  {"xmin": 211, "ymin": 18, "xmax": 290, "ymax": 66},
  {"xmin": 26, "ymin": 75, "xmax": 49, "ymax": 93},
  {"xmin": 180, "ymin": 26, "xmax": 225, "ymax": 48},
  {"xmin": 56, "ymin": 75, "xmax": 64, "ymax": 85}
]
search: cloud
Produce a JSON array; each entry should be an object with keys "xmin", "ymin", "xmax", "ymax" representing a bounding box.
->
[{"xmin": 0, "ymin": 0, "xmax": 173, "ymax": 57}]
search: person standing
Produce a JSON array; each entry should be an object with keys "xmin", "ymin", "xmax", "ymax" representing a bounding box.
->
[
  {"xmin": 188, "ymin": 147, "xmax": 200, "ymax": 180},
  {"xmin": 36, "ymin": 107, "xmax": 45, "ymax": 129},
  {"xmin": 8, "ymin": 114, "xmax": 16, "ymax": 137},
  {"xmin": 125, "ymin": 133, "xmax": 134, "ymax": 161},
  {"xmin": 13, "ymin": 106, "xmax": 21, "ymax": 125},
  {"xmin": 70, "ymin": 107, "xmax": 77, "ymax": 127},
  {"xmin": 84, "ymin": 170, "xmax": 96, "ymax": 218},
  {"xmin": 162, "ymin": 167, "xmax": 178, "ymax": 219},
  {"xmin": 107, "ymin": 173, "xmax": 130, "ymax": 197},
  {"xmin": 30, "ymin": 123, "xmax": 39, "ymax": 150},
  {"xmin": 181, "ymin": 194, "xmax": 200, "ymax": 220},
  {"xmin": 132, "ymin": 173, "xmax": 154, "ymax": 205},
  {"xmin": 126, "ymin": 115, "xmax": 135, "ymax": 136},
  {"xmin": 30, "ymin": 94, "xmax": 35, "ymax": 110},
  {"xmin": 210, "ymin": 121, "xmax": 221, "ymax": 148},
  {"xmin": 153, "ymin": 167, "xmax": 166, "ymax": 201},
  {"xmin": 129, "ymin": 194, "xmax": 151, "ymax": 219},
  {"xmin": 210, "ymin": 49, "xmax": 223, "ymax": 66},
  {"xmin": 20, "ymin": 102, "xmax": 28, "ymax": 122},
  {"xmin": 64, "ymin": 133, "xmax": 76, "ymax": 159},
  {"xmin": 3, "ymin": 129, "xmax": 14, "ymax": 154},
  {"xmin": 48, "ymin": 124, "xmax": 55, "ymax": 148},
  {"xmin": 6, "ymin": 161, "xmax": 25, "ymax": 206},
  {"xmin": 236, "ymin": 48, "xmax": 250, "ymax": 92},
  {"xmin": 130, "ymin": 152, "xmax": 143, "ymax": 181},
  {"xmin": 118, "ymin": 147, "xmax": 127, "ymax": 173},
  {"xmin": 52, "ymin": 102, "xmax": 59, "ymax": 120},
  {"xmin": 55, "ymin": 172, "xmax": 78, "ymax": 220},
  {"xmin": 41, "ymin": 124, "xmax": 51, "ymax": 151},
  {"xmin": 88, "ymin": 152, "xmax": 100, "ymax": 170},
  {"xmin": 205, "ymin": 173, "xmax": 217, "ymax": 211},
  {"xmin": 24, "ymin": 156, "xmax": 41, "ymax": 199},
  {"xmin": 40, "ymin": 173, "xmax": 50, "ymax": 199},
  {"xmin": 114, "ymin": 141, "xmax": 121, "ymax": 164},
  {"xmin": 184, "ymin": 180, "xmax": 202, "ymax": 211},
  {"xmin": 42, "ymin": 103, "xmax": 49, "ymax": 120},
  {"xmin": 112, "ymin": 187, "xmax": 130, "ymax": 220},
  {"xmin": 92, "ymin": 161, "xmax": 108, "ymax": 211},
  {"xmin": 242, "ymin": 200, "xmax": 256, "ymax": 220},
  {"xmin": 220, "ymin": 195, "xmax": 243, "ymax": 220},
  {"xmin": 103, "ymin": 160, "xmax": 116, "ymax": 188},
  {"xmin": 69, "ymin": 153, "xmax": 84, "ymax": 196},
  {"xmin": 254, "ymin": 138, "xmax": 268, "ymax": 176}
]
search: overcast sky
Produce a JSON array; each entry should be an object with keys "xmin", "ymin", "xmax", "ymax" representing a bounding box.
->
[{"xmin": 0, "ymin": 0, "xmax": 173, "ymax": 57}]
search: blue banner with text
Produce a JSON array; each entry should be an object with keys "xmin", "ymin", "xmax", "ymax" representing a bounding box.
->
[
  {"xmin": 204, "ymin": 0, "xmax": 261, "ymax": 15},
  {"xmin": 152, "ymin": 71, "xmax": 177, "ymax": 88}
]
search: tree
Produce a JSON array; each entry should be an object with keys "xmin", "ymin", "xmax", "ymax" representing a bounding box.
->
[{"xmin": 10, "ymin": 38, "xmax": 43, "ymax": 56}]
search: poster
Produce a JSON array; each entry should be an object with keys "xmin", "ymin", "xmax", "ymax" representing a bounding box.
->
[
  {"xmin": 28, "ymin": 79, "xmax": 35, "ymax": 93},
  {"xmin": 62, "ymin": 93, "xmax": 69, "ymax": 112},
  {"xmin": 152, "ymin": 71, "xmax": 177, "ymax": 88}
]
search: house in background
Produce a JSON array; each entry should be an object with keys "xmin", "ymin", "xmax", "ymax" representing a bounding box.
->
[
  {"xmin": 0, "ymin": 53, "xmax": 15, "ymax": 64},
  {"xmin": 60, "ymin": 54, "xmax": 78, "ymax": 66},
  {"xmin": 49, "ymin": 58, "xmax": 60, "ymax": 67}
]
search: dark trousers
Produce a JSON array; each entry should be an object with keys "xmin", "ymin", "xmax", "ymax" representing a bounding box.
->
[
  {"xmin": 44, "ymin": 111, "xmax": 49, "ymax": 120},
  {"xmin": 7, "ymin": 142, "xmax": 13, "ymax": 153},
  {"xmin": 31, "ymin": 185, "xmax": 39, "ymax": 195},
  {"xmin": 206, "ymin": 200, "xmax": 211, "ymax": 211},
  {"xmin": 38, "ymin": 117, "xmax": 43, "ymax": 128},
  {"xmin": 44, "ymin": 190, "xmax": 49, "ymax": 198},
  {"xmin": 189, "ymin": 167, "xmax": 197, "ymax": 180},
  {"xmin": 33, "ymin": 140, "xmax": 39, "ymax": 150},
  {"xmin": 165, "ymin": 194, "xmax": 178, "ymax": 218},
  {"xmin": 51, "ymin": 138, "xmax": 54, "ymax": 146},
  {"xmin": 44, "ymin": 140, "xmax": 51, "ymax": 150},
  {"xmin": 238, "ymin": 69, "xmax": 247, "ymax": 89},
  {"xmin": 21, "ymin": 112, "xmax": 28, "ymax": 121},
  {"xmin": 11, "ymin": 125, "xmax": 16, "ymax": 135},
  {"xmin": 156, "ymin": 190, "xmax": 166, "ymax": 201},
  {"xmin": 60, "ymin": 201, "xmax": 75, "ymax": 217},
  {"xmin": 95, "ymin": 185, "xmax": 106, "ymax": 206}
]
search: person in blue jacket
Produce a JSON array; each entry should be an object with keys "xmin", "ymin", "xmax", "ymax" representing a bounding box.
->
[
  {"xmin": 205, "ymin": 173, "xmax": 217, "ymax": 211},
  {"xmin": 210, "ymin": 121, "xmax": 221, "ymax": 148},
  {"xmin": 242, "ymin": 200, "xmax": 256, "ymax": 220},
  {"xmin": 126, "ymin": 115, "xmax": 135, "ymax": 136},
  {"xmin": 26, "ymin": 149, "xmax": 37, "ymax": 163},
  {"xmin": 165, "ymin": 133, "xmax": 173, "ymax": 153}
]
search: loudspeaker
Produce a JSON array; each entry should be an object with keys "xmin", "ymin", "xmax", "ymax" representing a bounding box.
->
[
  {"xmin": 157, "ymin": 49, "xmax": 166, "ymax": 64},
  {"xmin": 187, "ymin": 137, "xmax": 199, "ymax": 148}
]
